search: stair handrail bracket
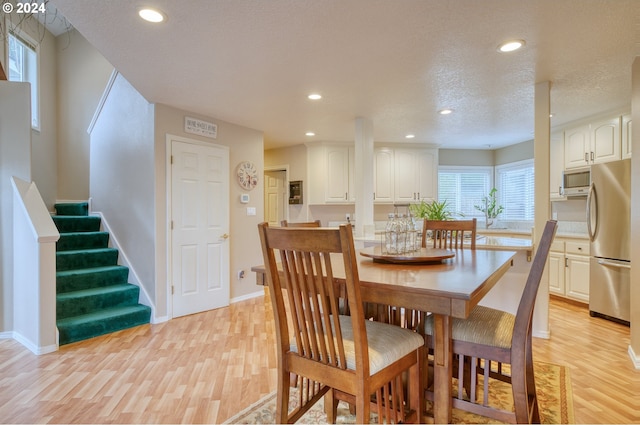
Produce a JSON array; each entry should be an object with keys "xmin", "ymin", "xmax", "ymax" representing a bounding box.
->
[{"xmin": 11, "ymin": 176, "xmax": 60, "ymax": 354}]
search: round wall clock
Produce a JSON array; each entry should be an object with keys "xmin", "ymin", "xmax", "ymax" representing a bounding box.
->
[{"xmin": 236, "ymin": 161, "xmax": 259, "ymax": 190}]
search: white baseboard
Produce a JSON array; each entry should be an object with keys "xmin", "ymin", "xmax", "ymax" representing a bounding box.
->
[
  {"xmin": 231, "ymin": 290, "xmax": 265, "ymax": 304},
  {"xmin": 12, "ymin": 331, "xmax": 57, "ymax": 355},
  {"xmin": 628, "ymin": 344, "xmax": 640, "ymax": 369}
]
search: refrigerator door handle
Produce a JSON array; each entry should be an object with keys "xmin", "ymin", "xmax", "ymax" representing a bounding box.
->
[
  {"xmin": 597, "ymin": 258, "xmax": 631, "ymax": 269},
  {"xmin": 587, "ymin": 182, "xmax": 598, "ymax": 242}
]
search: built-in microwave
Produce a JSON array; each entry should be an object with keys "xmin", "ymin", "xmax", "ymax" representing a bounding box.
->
[{"xmin": 562, "ymin": 168, "xmax": 590, "ymax": 197}]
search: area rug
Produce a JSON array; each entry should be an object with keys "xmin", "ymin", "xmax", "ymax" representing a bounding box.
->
[{"xmin": 224, "ymin": 362, "xmax": 573, "ymax": 424}]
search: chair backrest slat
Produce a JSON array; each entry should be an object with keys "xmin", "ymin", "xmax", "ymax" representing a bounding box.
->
[
  {"xmin": 422, "ymin": 218, "xmax": 477, "ymax": 250},
  {"xmin": 259, "ymin": 223, "xmax": 364, "ymax": 373}
]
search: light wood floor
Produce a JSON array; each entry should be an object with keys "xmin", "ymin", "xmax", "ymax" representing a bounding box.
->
[{"xmin": 0, "ymin": 293, "xmax": 638, "ymax": 424}]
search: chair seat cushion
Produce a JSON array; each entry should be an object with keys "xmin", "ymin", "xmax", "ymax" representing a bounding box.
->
[
  {"xmin": 424, "ymin": 306, "xmax": 515, "ymax": 349},
  {"xmin": 291, "ymin": 315, "xmax": 424, "ymax": 374}
]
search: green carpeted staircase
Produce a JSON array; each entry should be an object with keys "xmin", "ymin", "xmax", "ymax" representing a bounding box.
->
[{"xmin": 53, "ymin": 202, "xmax": 151, "ymax": 345}]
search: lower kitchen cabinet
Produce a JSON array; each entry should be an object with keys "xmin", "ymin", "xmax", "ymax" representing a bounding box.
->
[{"xmin": 549, "ymin": 238, "xmax": 590, "ymax": 303}]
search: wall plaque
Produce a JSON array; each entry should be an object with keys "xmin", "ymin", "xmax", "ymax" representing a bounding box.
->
[{"xmin": 185, "ymin": 116, "xmax": 217, "ymax": 139}]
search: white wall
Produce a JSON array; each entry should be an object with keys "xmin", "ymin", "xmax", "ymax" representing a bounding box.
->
[
  {"xmin": 56, "ymin": 29, "xmax": 114, "ymax": 201},
  {"xmin": 265, "ymin": 144, "xmax": 308, "ymax": 223},
  {"xmin": 90, "ymin": 73, "xmax": 156, "ymax": 304},
  {"xmin": 630, "ymin": 58, "xmax": 640, "ymax": 360},
  {"xmin": 0, "ymin": 82, "xmax": 32, "ymax": 334},
  {"xmin": 30, "ymin": 27, "xmax": 58, "ymax": 209},
  {"xmin": 0, "ymin": 13, "xmax": 58, "ymax": 208},
  {"xmin": 154, "ymin": 104, "xmax": 265, "ymax": 313}
]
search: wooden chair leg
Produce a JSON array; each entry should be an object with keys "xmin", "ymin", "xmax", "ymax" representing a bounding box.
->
[
  {"xmin": 276, "ymin": 371, "xmax": 290, "ymax": 424},
  {"xmin": 324, "ymin": 389, "xmax": 338, "ymax": 424},
  {"xmin": 355, "ymin": 389, "xmax": 371, "ymax": 424},
  {"xmin": 526, "ymin": 341, "xmax": 540, "ymax": 423}
]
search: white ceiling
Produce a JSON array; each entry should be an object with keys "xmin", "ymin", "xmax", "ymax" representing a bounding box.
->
[{"xmin": 49, "ymin": 0, "xmax": 640, "ymax": 150}]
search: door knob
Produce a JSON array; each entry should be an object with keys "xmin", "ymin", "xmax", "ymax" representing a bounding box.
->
[{"xmin": 222, "ymin": 233, "xmax": 229, "ymax": 239}]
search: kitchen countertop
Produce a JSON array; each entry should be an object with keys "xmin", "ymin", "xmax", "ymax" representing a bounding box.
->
[
  {"xmin": 474, "ymin": 235, "xmax": 532, "ymax": 251},
  {"xmin": 356, "ymin": 234, "xmax": 533, "ymax": 251},
  {"xmin": 478, "ymin": 227, "xmax": 588, "ymax": 240}
]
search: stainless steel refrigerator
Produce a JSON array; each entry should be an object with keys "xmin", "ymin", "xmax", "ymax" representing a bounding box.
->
[{"xmin": 587, "ymin": 158, "xmax": 631, "ymax": 324}]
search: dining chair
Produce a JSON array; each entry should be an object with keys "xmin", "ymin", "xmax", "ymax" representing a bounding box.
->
[
  {"xmin": 423, "ymin": 220, "xmax": 558, "ymax": 424},
  {"xmin": 421, "ymin": 218, "xmax": 477, "ymax": 249},
  {"xmin": 280, "ymin": 219, "xmax": 322, "ymax": 227},
  {"xmin": 258, "ymin": 222, "xmax": 425, "ymax": 424}
]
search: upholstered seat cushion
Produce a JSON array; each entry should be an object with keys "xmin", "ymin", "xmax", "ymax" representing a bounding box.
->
[
  {"xmin": 424, "ymin": 306, "xmax": 515, "ymax": 349},
  {"xmin": 290, "ymin": 315, "xmax": 424, "ymax": 374}
]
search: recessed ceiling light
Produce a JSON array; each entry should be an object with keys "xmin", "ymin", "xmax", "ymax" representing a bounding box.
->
[
  {"xmin": 498, "ymin": 39, "xmax": 525, "ymax": 53},
  {"xmin": 138, "ymin": 8, "xmax": 166, "ymax": 23},
  {"xmin": 308, "ymin": 94, "xmax": 322, "ymax": 100},
  {"xmin": 438, "ymin": 108, "xmax": 453, "ymax": 115},
  {"xmin": 305, "ymin": 132, "xmax": 316, "ymax": 136},
  {"xmin": 405, "ymin": 134, "xmax": 415, "ymax": 139}
]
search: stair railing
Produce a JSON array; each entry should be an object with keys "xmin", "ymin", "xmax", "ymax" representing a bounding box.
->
[{"xmin": 11, "ymin": 176, "xmax": 59, "ymax": 354}]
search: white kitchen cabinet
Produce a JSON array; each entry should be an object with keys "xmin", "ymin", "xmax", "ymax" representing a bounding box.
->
[
  {"xmin": 622, "ymin": 113, "xmax": 632, "ymax": 159},
  {"xmin": 550, "ymin": 131, "xmax": 565, "ymax": 200},
  {"xmin": 393, "ymin": 148, "xmax": 438, "ymax": 203},
  {"xmin": 325, "ymin": 145, "xmax": 354, "ymax": 203},
  {"xmin": 373, "ymin": 148, "xmax": 394, "ymax": 203},
  {"xmin": 548, "ymin": 251, "xmax": 565, "ymax": 295},
  {"xmin": 548, "ymin": 238, "xmax": 590, "ymax": 303},
  {"xmin": 564, "ymin": 117, "xmax": 621, "ymax": 169},
  {"xmin": 548, "ymin": 240, "xmax": 565, "ymax": 295},
  {"xmin": 307, "ymin": 143, "xmax": 355, "ymax": 204},
  {"xmin": 565, "ymin": 254, "xmax": 590, "ymax": 302}
]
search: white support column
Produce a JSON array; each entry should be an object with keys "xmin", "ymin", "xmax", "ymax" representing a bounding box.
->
[
  {"xmin": 533, "ymin": 81, "xmax": 551, "ymax": 339},
  {"xmin": 354, "ymin": 117, "xmax": 374, "ymax": 238}
]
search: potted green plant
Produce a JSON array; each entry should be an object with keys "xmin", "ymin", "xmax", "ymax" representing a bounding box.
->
[
  {"xmin": 408, "ymin": 200, "xmax": 455, "ymax": 241},
  {"xmin": 409, "ymin": 199, "xmax": 453, "ymax": 221},
  {"xmin": 475, "ymin": 188, "xmax": 504, "ymax": 228}
]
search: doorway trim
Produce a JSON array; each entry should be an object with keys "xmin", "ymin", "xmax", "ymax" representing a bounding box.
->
[{"xmin": 264, "ymin": 164, "xmax": 290, "ymax": 223}]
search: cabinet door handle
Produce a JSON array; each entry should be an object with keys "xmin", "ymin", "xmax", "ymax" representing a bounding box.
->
[
  {"xmin": 565, "ymin": 258, "xmax": 568, "ymax": 267},
  {"xmin": 345, "ymin": 192, "xmax": 348, "ymax": 200},
  {"xmin": 591, "ymin": 151, "xmax": 594, "ymax": 161},
  {"xmin": 417, "ymin": 192, "xmax": 420, "ymax": 199},
  {"xmin": 584, "ymin": 152, "xmax": 589, "ymax": 162}
]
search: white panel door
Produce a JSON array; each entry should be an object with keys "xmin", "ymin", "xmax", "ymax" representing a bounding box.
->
[
  {"xmin": 171, "ymin": 139, "xmax": 229, "ymax": 317},
  {"xmin": 264, "ymin": 170, "xmax": 286, "ymax": 226}
]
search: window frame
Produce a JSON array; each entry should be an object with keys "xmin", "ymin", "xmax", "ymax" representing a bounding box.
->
[{"xmin": 6, "ymin": 26, "xmax": 40, "ymax": 131}]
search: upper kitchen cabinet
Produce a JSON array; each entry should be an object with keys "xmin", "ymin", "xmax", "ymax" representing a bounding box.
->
[
  {"xmin": 307, "ymin": 143, "xmax": 355, "ymax": 204},
  {"xmin": 373, "ymin": 148, "xmax": 394, "ymax": 203},
  {"xmin": 550, "ymin": 131, "xmax": 565, "ymax": 200},
  {"xmin": 622, "ymin": 113, "xmax": 632, "ymax": 159},
  {"xmin": 564, "ymin": 116, "xmax": 621, "ymax": 169},
  {"xmin": 393, "ymin": 148, "xmax": 438, "ymax": 203}
]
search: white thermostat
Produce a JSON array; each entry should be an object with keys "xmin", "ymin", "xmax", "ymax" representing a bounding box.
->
[{"xmin": 240, "ymin": 194, "xmax": 250, "ymax": 204}]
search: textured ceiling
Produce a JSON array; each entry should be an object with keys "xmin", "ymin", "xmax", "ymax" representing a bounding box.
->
[{"xmin": 50, "ymin": 0, "xmax": 640, "ymax": 150}]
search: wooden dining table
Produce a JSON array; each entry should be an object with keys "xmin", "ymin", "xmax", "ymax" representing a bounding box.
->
[{"xmin": 252, "ymin": 247, "xmax": 517, "ymax": 424}]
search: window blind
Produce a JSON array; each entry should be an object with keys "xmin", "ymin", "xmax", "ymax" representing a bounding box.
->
[
  {"xmin": 438, "ymin": 167, "xmax": 493, "ymax": 218},
  {"xmin": 495, "ymin": 160, "xmax": 535, "ymax": 220}
]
